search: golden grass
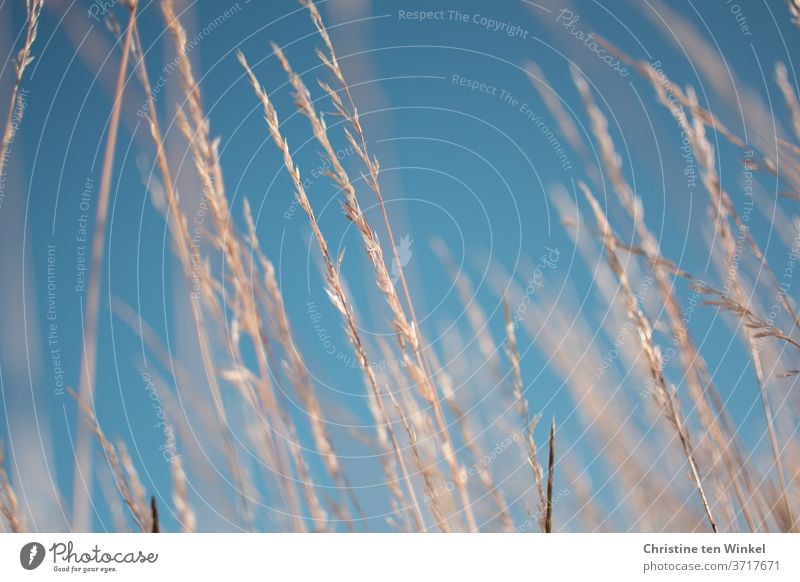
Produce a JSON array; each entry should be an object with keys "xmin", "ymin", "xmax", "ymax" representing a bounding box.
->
[
  {"xmin": 504, "ymin": 301, "xmax": 546, "ymax": 528},
  {"xmin": 88, "ymin": 0, "xmax": 800, "ymax": 533},
  {"xmin": 72, "ymin": 0, "xmax": 138, "ymax": 532},
  {"xmin": 0, "ymin": 0, "xmax": 42, "ymax": 182},
  {"xmin": 2, "ymin": 0, "xmax": 799, "ymax": 534},
  {"xmin": 0, "ymin": 442, "xmax": 23, "ymax": 532}
]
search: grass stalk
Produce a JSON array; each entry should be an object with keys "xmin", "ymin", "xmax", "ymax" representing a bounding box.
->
[
  {"xmin": 546, "ymin": 419, "xmax": 555, "ymax": 533},
  {"xmin": 0, "ymin": 0, "xmax": 43, "ymax": 184},
  {"xmin": 72, "ymin": 0, "xmax": 137, "ymax": 531},
  {"xmin": 239, "ymin": 51, "xmax": 427, "ymax": 531}
]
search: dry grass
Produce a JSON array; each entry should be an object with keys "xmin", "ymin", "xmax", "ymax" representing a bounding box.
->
[
  {"xmin": 546, "ymin": 419, "xmax": 556, "ymax": 534},
  {"xmin": 0, "ymin": 0, "xmax": 42, "ymax": 183},
  {"xmin": 1, "ymin": 0, "xmax": 799, "ymax": 534},
  {"xmin": 72, "ymin": 0, "xmax": 138, "ymax": 532},
  {"xmin": 0, "ymin": 442, "xmax": 23, "ymax": 532},
  {"xmin": 504, "ymin": 301, "xmax": 546, "ymax": 528},
  {"xmin": 72, "ymin": 389, "xmax": 150, "ymax": 532}
]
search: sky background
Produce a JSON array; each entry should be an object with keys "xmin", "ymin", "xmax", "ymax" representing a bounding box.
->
[{"xmin": 1, "ymin": 0, "xmax": 798, "ymax": 532}]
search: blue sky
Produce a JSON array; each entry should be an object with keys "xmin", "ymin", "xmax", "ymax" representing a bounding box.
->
[{"xmin": 1, "ymin": 0, "xmax": 798, "ymax": 532}]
